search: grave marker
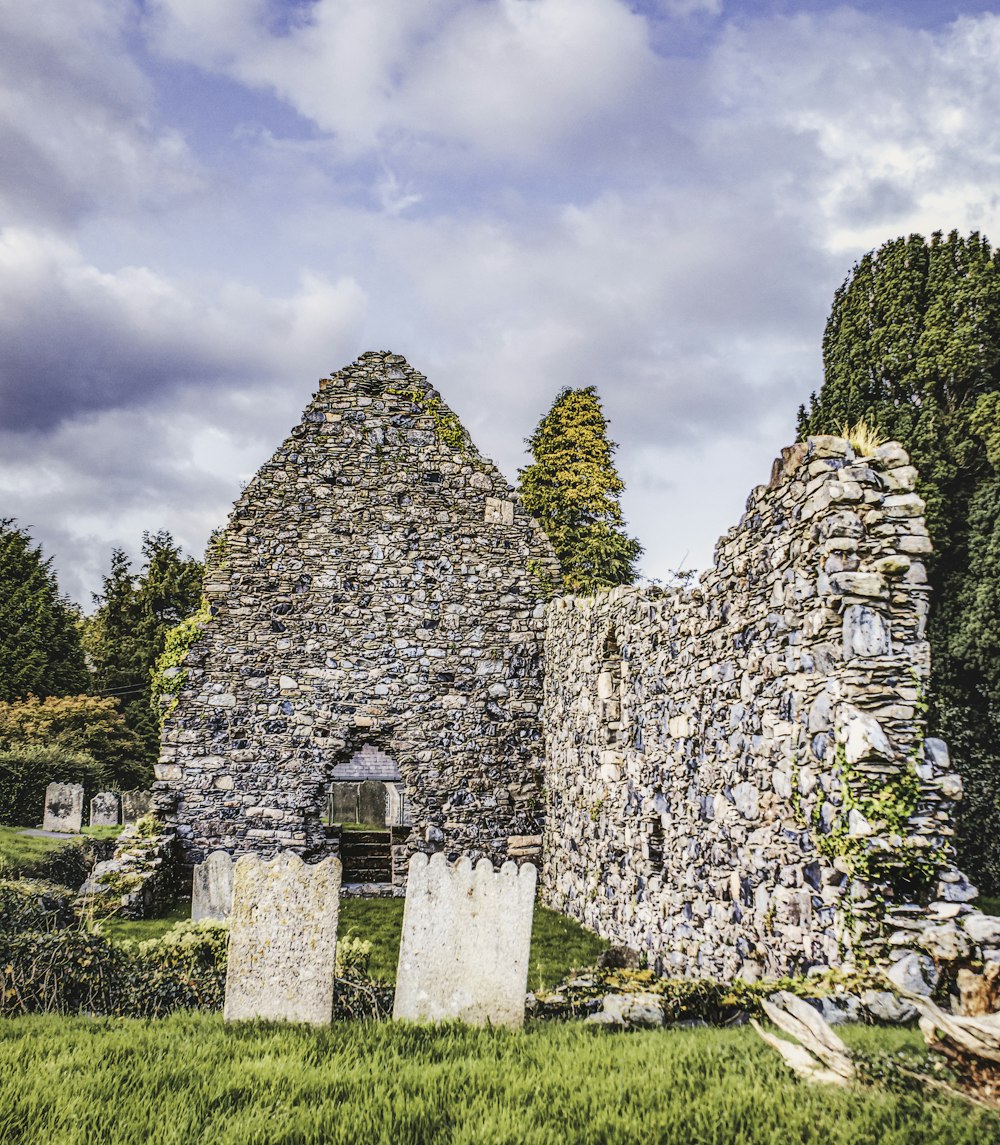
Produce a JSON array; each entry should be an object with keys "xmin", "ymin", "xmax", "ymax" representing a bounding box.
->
[
  {"xmin": 121, "ymin": 789, "xmax": 153, "ymax": 824},
  {"xmin": 191, "ymin": 850, "xmax": 234, "ymax": 921},
  {"xmin": 223, "ymin": 851, "xmax": 342, "ymax": 1024},
  {"xmin": 42, "ymin": 782, "xmax": 84, "ymax": 833},
  {"xmin": 90, "ymin": 791, "xmax": 119, "ymax": 828},
  {"xmin": 393, "ymin": 853, "xmax": 536, "ymax": 1027}
]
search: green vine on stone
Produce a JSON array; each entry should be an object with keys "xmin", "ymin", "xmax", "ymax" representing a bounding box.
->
[
  {"xmin": 150, "ymin": 599, "xmax": 212, "ymax": 726},
  {"xmin": 388, "ymin": 386, "xmax": 468, "ymax": 454}
]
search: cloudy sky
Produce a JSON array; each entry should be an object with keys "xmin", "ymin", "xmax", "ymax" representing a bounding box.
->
[{"xmin": 3, "ymin": 0, "xmax": 1000, "ymax": 605}]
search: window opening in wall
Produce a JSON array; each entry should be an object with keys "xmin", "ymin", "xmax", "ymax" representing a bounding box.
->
[
  {"xmin": 597, "ymin": 632, "xmax": 625, "ymax": 749},
  {"xmin": 646, "ymin": 818, "xmax": 665, "ymax": 871}
]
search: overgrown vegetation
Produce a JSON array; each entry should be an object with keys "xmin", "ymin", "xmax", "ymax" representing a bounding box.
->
[
  {"xmin": 0, "ymin": 1016, "xmax": 994, "ymax": 1145},
  {"xmin": 519, "ymin": 386, "xmax": 642, "ymax": 593},
  {"xmin": 149, "ymin": 598, "xmax": 212, "ymax": 726},
  {"xmin": 798, "ymin": 230, "xmax": 1000, "ymax": 892}
]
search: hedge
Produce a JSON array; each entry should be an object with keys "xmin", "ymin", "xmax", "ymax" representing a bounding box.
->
[{"xmin": 0, "ymin": 745, "xmax": 109, "ymax": 827}]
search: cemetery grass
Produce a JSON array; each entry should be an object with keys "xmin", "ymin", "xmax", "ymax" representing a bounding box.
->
[
  {"xmin": 1, "ymin": 1014, "xmax": 996, "ymax": 1145},
  {"xmin": 0, "ymin": 825, "xmax": 120, "ymax": 876}
]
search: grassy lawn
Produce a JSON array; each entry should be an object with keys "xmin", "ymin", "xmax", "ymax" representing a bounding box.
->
[
  {"xmin": 0, "ymin": 825, "xmax": 123, "ymax": 877},
  {"xmin": 0, "ymin": 1014, "xmax": 993, "ymax": 1145}
]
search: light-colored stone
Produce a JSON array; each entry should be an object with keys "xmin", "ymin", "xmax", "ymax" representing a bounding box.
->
[
  {"xmin": 919, "ymin": 923, "xmax": 971, "ymax": 962},
  {"xmin": 42, "ymin": 782, "xmax": 84, "ymax": 833},
  {"xmin": 585, "ymin": 992, "xmax": 664, "ymax": 1028},
  {"xmin": 842, "ymin": 711, "xmax": 893, "ymax": 766},
  {"xmin": 963, "ymin": 913, "xmax": 1000, "ymax": 946},
  {"xmin": 842, "ymin": 605, "xmax": 891, "ymax": 658},
  {"xmin": 192, "ymin": 850, "xmax": 234, "ymax": 921},
  {"xmin": 121, "ymin": 789, "xmax": 153, "ymax": 823},
  {"xmin": 393, "ymin": 852, "xmax": 536, "ymax": 1027},
  {"xmin": 861, "ymin": 990, "xmax": 918, "ymax": 1024},
  {"xmin": 885, "ymin": 951, "xmax": 937, "ymax": 996},
  {"xmin": 223, "ymin": 851, "xmax": 342, "ymax": 1025},
  {"xmin": 89, "ymin": 791, "xmax": 119, "ymax": 828}
]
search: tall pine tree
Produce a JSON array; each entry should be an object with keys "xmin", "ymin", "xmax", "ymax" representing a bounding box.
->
[
  {"xmin": 83, "ymin": 530, "xmax": 203, "ymax": 763},
  {"xmin": 0, "ymin": 520, "xmax": 87, "ymax": 701},
  {"xmin": 799, "ymin": 230, "xmax": 1000, "ymax": 891},
  {"xmin": 518, "ymin": 386, "xmax": 642, "ymax": 594}
]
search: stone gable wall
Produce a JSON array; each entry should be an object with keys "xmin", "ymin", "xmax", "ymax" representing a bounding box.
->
[
  {"xmin": 156, "ymin": 352, "xmax": 559, "ymax": 871},
  {"xmin": 542, "ymin": 435, "xmax": 968, "ymax": 979}
]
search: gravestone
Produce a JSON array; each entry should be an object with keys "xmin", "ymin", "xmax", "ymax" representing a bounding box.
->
[
  {"xmin": 90, "ymin": 791, "xmax": 119, "ymax": 827},
  {"xmin": 42, "ymin": 782, "xmax": 84, "ymax": 833},
  {"xmin": 393, "ymin": 853, "xmax": 537, "ymax": 1027},
  {"xmin": 191, "ymin": 850, "xmax": 234, "ymax": 921},
  {"xmin": 223, "ymin": 851, "xmax": 342, "ymax": 1024},
  {"xmin": 121, "ymin": 789, "xmax": 153, "ymax": 824},
  {"xmin": 330, "ymin": 782, "xmax": 359, "ymax": 824},
  {"xmin": 357, "ymin": 779, "xmax": 386, "ymax": 827}
]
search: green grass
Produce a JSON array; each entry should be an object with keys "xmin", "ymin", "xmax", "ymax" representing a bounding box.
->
[
  {"xmin": 96, "ymin": 903, "xmax": 192, "ymax": 944},
  {"xmin": 977, "ymin": 895, "xmax": 1000, "ymax": 917},
  {"xmin": 0, "ymin": 825, "xmax": 124, "ymax": 876},
  {"xmin": 0, "ymin": 1014, "xmax": 993, "ymax": 1145}
]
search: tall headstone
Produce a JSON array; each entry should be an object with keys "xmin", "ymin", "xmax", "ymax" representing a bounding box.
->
[
  {"xmin": 393, "ymin": 853, "xmax": 537, "ymax": 1027},
  {"xmin": 42, "ymin": 782, "xmax": 84, "ymax": 833},
  {"xmin": 191, "ymin": 850, "xmax": 234, "ymax": 921},
  {"xmin": 223, "ymin": 852, "xmax": 342, "ymax": 1024},
  {"xmin": 90, "ymin": 791, "xmax": 119, "ymax": 827},
  {"xmin": 357, "ymin": 779, "xmax": 387, "ymax": 827},
  {"xmin": 121, "ymin": 789, "xmax": 153, "ymax": 824}
]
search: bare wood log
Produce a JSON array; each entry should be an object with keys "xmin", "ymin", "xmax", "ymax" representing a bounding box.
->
[{"xmin": 751, "ymin": 992, "xmax": 855, "ymax": 1086}]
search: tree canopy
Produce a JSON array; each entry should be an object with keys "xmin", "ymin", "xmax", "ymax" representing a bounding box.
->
[
  {"xmin": 518, "ymin": 386, "xmax": 642, "ymax": 594},
  {"xmin": 0, "ymin": 519, "xmax": 87, "ymax": 702},
  {"xmin": 798, "ymin": 229, "xmax": 1000, "ymax": 891},
  {"xmin": 82, "ymin": 530, "xmax": 203, "ymax": 766}
]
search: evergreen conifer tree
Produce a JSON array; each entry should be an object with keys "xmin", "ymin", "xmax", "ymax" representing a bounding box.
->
[
  {"xmin": 518, "ymin": 386, "xmax": 642, "ymax": 594},
  {"xmin": 83, "ymin": 530, "xmax": 203, "ymax": 762},
  {"xmin": 0, "ymin": 520, "xmax": 87, "ymax": 701},
  {"xmin": 798, "ymin": 229, "xmax": 1000, "ymax": 890}
]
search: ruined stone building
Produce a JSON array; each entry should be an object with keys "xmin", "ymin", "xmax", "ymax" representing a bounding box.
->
[{"xmin": 156, "ymin": 351, "xmax": 991, "ymax": 980}]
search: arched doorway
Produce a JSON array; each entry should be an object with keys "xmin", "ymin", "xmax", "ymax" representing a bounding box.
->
[{"xmin": 326, "ymin": 743, "xmax": 410, "ymax": 885}]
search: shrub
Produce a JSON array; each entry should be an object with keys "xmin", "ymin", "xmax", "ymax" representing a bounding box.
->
[
  {"xmin": 0, "ymin": 878, "xmax": 76, "ymax": 933},
  {"xmin": 0, "ymin": 745, "xmax": 109, "ymax": 827}
]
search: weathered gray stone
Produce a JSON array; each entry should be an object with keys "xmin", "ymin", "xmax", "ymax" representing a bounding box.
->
[
  {"xmin": 962, "ymin": 913, "xmax": 1000, "ymax": 946},
  {"xmin": 42, "ymin": 782, "xmax": 84, "ymax": 833},
  {"xmin": 841, "ymin": 711, "xmax": 893, "ymax": 766},
  {"xmin": 89, "ymin": 791, "xmax": 119, "ymax": 828},
  {"xmin": 224, "ymin": 851, "xmax": 342, "ymax": 1025},
  {"xmin": 121, "ymin": 789, "xmax": 153, "ymax": 824},
  {"xmin": 861, "ymin": 990, "xmax": 918, "ymax": 1024},
  {"xmin": 842, "ymin": 605, "xmax": 891, "ymax": 658},
  {"xmin": 393, "ymin": 853, "xmax": 536, "ymax": 1027},
  {"xmin": 585, "ymin": 992, "xmax": 664, "ymax": 1028},
  {"xmin": 885, "ymin": 951, "xmax": 937, "ymax": 996},
  {"xmin": 191, "ymin": 850, "xmax": 234, "ymax": 921},
  {"xmin": 918, "ymin": 923, "xmax": 971, "ymax": 962}
]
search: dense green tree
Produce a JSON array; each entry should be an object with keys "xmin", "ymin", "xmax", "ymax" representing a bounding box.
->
[
  {"xmin": 518, "ymin": 386, "xmax": 642, "ymax": 594},
  {"xmin": 0, "ymin": 520, "xmax": 87, "ymax": 702},
  {"xmin": 798, "ymin": 230, "xmax": 1000, "ymax": 891},
  {"xmin": 83, "ymin": 531, "xmax": 203, "ymax": 764}
]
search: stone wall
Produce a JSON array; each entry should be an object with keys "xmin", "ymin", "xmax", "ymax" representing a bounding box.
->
[
  {"xmin": 542, "ymin": 435, "xmax": 968, "ymax": 979},
  {"xmin": 156, "ymin": 352, "xmax": 559, "ymax": 872}
]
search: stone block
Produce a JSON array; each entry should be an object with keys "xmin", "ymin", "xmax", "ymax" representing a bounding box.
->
[
  {"xmin": 42, "ymin": 782, "xmax": 84, "ymax": 833},
  {"xmin": 90, "ymin": 791, "xmax": 119, "ymax": 827},
  {"xmin": 192, "ymin": 850, "xmax": 234, "ymax": 921},
  {"xmin": 223, "ymin": 851, "xmax": 342, "ymax": 1025},
  {"xmin": 842, "ymin": 605, "xmax": 891, "ymax": 658},
  {"xmin": 394, "ymin": 853, "xmax": 536, "ymax": 1027},
  {"xmin": 121, "ymin": 789, "xmax": 153, "ymax": 823}
]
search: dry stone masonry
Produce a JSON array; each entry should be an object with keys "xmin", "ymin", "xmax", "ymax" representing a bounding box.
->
[
  {"xmin": 157, "ymin": 352, "xmax": 558, "ymax": 877},
  {"xmin": 542, "ymin": 436, "xmax": 975, "ymax": 980},
  {"xmin": 393, "ymin": 852, "xmax": 537, "ymax": 1027},
  {"xmin": 223, "ymin": 851, "xmax": 341, "ymax": 1025}
]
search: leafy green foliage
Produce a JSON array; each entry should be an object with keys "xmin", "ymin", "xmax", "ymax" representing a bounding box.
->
[
  {"xmin": 0, "ymin": 745, "xmax": 109, "ymax": 827},
  {"xmin": 149, "ymin": 599, "xmax": 211, "ymax": 726},
  {"xmin": 0, "ymin": 1017, "xmax": 993, "ymax": 1144},
  {"xmin": 0, "ymin": 693, "xmax": 147, "ymax": 794},
  {"xmin": 519, "ymin": 386, "xmax": 642, "ymax": 593},
  {"xmin": 82, "ymin": 531, "xmax": 203, "ymax": 770},
  {"xmin": 798, "ymin": 230, "xmax": 1000, "ymax": 891},
  {"xmin": 0, "ymin": 520, "xmax": 87, "ymax": 702},
  {"xmin": 0, "ymin": 878, "xmax": 77, "ymax": 933}
]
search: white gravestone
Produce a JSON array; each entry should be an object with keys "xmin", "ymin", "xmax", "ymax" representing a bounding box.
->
[
  {"xmin": 121, "ymin": 789, "xmax": 153, "ymax": 824},
  {"xmin": 90, "ymin": 791, "xmax": 119, "ymax": 827},
  {"xmin": 191, "ymin": 850, "xmax": 234, "ymax": 921},
  {"xmin": 393, "ymin": 853, "xmax": 537, "ymax": 1027},
  {"xmin": 42, "ymin": 782, "xmax": 84, "ymax": 833},
  {"xmin": 223, "ymin": 851, "xmax": 342, "ymax": 1025}
]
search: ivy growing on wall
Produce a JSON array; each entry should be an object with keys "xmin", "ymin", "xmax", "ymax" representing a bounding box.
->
[{"xmin": 150, "ymin": 600, "xmax": 212, "ymax": 726}]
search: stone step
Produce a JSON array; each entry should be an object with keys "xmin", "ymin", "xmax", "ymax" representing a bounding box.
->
[{"xmin": 343, "ymin": 865, "xmax": 392, "ymax": 882}]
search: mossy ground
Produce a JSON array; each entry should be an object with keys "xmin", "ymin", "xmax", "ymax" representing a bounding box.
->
[{"xmin": 0, "ymin": 1014, "xmax": 994, "ymax": 1145}]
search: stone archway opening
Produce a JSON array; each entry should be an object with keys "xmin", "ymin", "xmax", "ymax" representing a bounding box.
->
[{"xmin": 326, "ymin": 743, "xmax": 410, "ymax": 886}]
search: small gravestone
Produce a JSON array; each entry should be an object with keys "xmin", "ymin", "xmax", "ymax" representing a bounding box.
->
[
  {"xmin": 121, "ymin": 789, "xmax": 153, "ymax": 824},
  {"xmin": 42, "ymin": 782, "xmax": 84, "ymax": 833},
  {"xmin": 192, "ymin": 850, "xmax": 234, "ymax": 921},
  {"xmin": 223, "ymin": 851, "xmax": 342, "ymax": 1024},
  {"xmin": 393, "ymin": 853, "xmax": 536, "ymax": 1027},
  {"xmin": 330, "ymin": 782, "xmax": 359, "ymax": 824},
  {"xmin": 90, "ymin": 791, "xmax": 119, "ymax": 827},
  {"xmin": 357, "ymin": 779, "xmax": 386, "ymax": 826}
]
